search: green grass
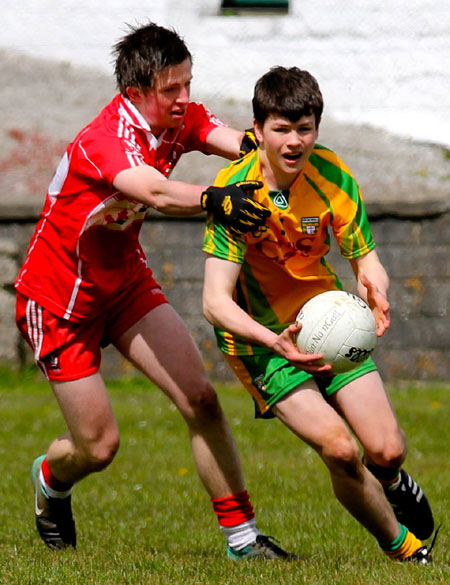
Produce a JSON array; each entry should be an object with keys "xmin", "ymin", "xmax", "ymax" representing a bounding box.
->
[{"xmin": 0, "ymin": 367, "xmax": 448, "ymax": 584}]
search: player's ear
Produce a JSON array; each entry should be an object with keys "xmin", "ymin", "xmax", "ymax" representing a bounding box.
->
[
  {"xmin": 254, "ymin": 120, "xmax": 264, "ymax": 144},
  {"xmin": 126, "ymin": 86, "xmax": 144, "ymax": 103}
]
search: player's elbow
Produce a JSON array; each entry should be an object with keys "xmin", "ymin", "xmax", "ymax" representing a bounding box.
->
[
  {"xmin": 143, "ymin": 188, "xmax": 170, "ymax": 212},
  {"xmin": 202, "ymin": 298, "xmax": 215, "ymax": 325},
  {"xmin": 202, "ymin": 295, "xmax": 221, "ymax": 328}
]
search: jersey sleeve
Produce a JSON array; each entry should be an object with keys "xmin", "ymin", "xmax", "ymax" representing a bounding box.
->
[
  {"xmin": 72, "ymin": 131, "xmax": 146, "ymax": 187},
  {"xmin": 311, "ymin": 147, "xmax": 376, "ymax": 259},
  {"xmin": 203, "ymin": 215, "xmax": 247, "ymax": 263},
  {"xmin": 202, "ymin": 161, "xmax": 249, "ymax": 261},
  {"xmin": 182, "ymin": 102, "xmax": 227, "ymax": 153},
  {"xmin": 333, "ymin": 182, "xmax": 376, "ymax": 259}
]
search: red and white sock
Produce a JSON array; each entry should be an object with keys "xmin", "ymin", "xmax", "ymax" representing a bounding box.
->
[
  {"xmin": 40, "ymin": 457, "xmax": 73, "ymax": 499},
  {"xmin": 212, "ymin": 490, "xmax": 260, "ymax": 550}
]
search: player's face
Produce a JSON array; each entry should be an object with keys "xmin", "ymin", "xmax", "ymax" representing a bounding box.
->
[
  {"xmin": 255, "ymin": 114, "xmax": 318, "ymax": 190},
  {"xmin": 130, "ymin": 58, "xmax": 193, "ymax": 137}
]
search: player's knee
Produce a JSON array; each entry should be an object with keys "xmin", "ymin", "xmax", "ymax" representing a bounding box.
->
[
  {"xmin": 81, "ymin": 431, "xmax": 120, "ymax": 472},
  {"xmin": 185, "ymin": 380, "xmax": 222, "ymax": 425},
  {"xmin": 369, "ymin": 444, "xmax": 405, "ymax": 470},
  {"xmin": 366, "ymin": 429, "xmax": 406, "ymax": 469},
  {"xmin": 321, "ymin": 429, "xmax": 362, "ymax": 479}
]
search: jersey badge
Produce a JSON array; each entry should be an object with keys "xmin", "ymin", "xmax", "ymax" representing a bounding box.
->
[{"xmin": 301, "ymin": 216, "xmax": 320, "ymax": 235}]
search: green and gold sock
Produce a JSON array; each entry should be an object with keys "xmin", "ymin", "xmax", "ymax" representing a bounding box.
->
[{"xmin": 381, "ymin": 524, "xmax": 423, "ymax": 560}]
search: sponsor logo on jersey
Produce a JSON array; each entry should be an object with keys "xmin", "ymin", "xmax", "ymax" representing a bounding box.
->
[
  {"xmin": 85, "ymin": 198, "xmax": 148, "ymax": 231},
  {"xmin": 301, "ymin": 216, "xmax": 320, "ymax": 234},
  {"xmin": 272, "ymin": 191, "xmax": 289, "ymax": 209}
]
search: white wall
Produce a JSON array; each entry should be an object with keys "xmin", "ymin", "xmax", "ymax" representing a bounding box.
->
[{"xmin": 2, "ymin": 0, "xmax": 449, "ymax": 146}]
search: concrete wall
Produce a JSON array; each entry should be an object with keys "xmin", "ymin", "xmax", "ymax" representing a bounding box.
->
[
  {"xmin": 2, "ymin": 0, "xmax": 450, "ymax": 147},
  {"xmin": 1, "ymin": 202, "xmax": 449, "ymax": 383}
]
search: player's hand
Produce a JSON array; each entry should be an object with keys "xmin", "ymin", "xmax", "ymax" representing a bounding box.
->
[
  {"xmin": 239, "ymin": 128, "xmax": 259, "ymax": 158},
  {"xmin": 201, "ymin": 181, "xmax": 270, "ymax": 236},
  {"xmin": 359, "ymin": 273, "xmax": 390, "ymax": 336},
  {"xmin": 273, "ymin": 323, "xmax": 333, "ymax": 375}
]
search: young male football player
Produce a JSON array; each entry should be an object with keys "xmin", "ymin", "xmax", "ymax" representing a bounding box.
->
[
  {"xmin": 14, "ymin": 22, "xmax": 296, "ymax": 560},
  {"xmin": 202, "ymin": 66, "xmax": 435, "ymax": 563}
]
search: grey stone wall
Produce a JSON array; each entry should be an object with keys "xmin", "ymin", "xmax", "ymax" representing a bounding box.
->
[{"xmin": 1, "ymin": 201, "xmax": 448, "ymax": 383}]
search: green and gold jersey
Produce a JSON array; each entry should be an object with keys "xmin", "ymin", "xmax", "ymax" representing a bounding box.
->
[{"xmin": 203, "ymin": 146, "xmax": 376, "ymax": 356}]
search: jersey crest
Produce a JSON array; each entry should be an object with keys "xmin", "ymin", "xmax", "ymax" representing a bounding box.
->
[{"xmin": 301, "ymin": 216, "xmax": 320, "ymax": 235}]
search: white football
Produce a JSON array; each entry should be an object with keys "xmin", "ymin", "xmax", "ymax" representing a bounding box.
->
[{"xmin": 295, "ymin": 290, "xmax": 377, "ymax": 374}]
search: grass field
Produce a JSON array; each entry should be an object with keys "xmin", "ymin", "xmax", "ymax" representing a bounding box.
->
[{"xmin": 0, "ymin": 367, "xmax": 448, "ymax": 584}]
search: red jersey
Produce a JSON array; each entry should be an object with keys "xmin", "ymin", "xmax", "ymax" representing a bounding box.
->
[{"xmin": 15, "ymin": 95, "xmax": 224, "ymax": 321}]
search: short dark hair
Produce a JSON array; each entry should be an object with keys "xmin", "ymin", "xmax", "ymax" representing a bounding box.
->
[
  {"xmin": 113, "ymin": 22, "xmax": 192, "ymax": 96},
  {"xmin": 253, "ymin": 66, "xmax": 323, "ymax": 127}
]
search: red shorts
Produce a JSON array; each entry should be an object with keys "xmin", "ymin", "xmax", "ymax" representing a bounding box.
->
[{"xmin": 16, "ymin": 275, "xmax": 168, "ymax": 382}]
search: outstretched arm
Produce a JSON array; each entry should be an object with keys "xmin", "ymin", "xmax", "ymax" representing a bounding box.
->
[
  {"xmin": 204, "ymin": 126, "xmax": 245, "ymax": 159},
  {"xmin": 350, "ymin": 249, "xmax": 390, "ymax": 336},
  {"xmin": 114, "ymin": 164, "xmax": 205, "ymax": 215},
  {"xmin": 114, "ymin": 164, "xmax": 268, "ymax": 234},
  {"xmin": 113, "ymin": 123, "xmax": 248, "ymax": 214},
  {"xmin": 203, "ymin": 255, "xmax": 331, "ymax": 374},
  {"xmin": 204, "ymin": 126, "xmax": 259, "ymax": 159}
]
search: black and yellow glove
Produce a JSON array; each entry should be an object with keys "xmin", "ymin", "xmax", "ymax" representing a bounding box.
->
[
  {"xmin": 239, "ymin": 128, "xmax": 259, "ymax": 158},
  {"xmin": 201, "ymin": 180, "xmax": 270, "ymax": 236}
]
